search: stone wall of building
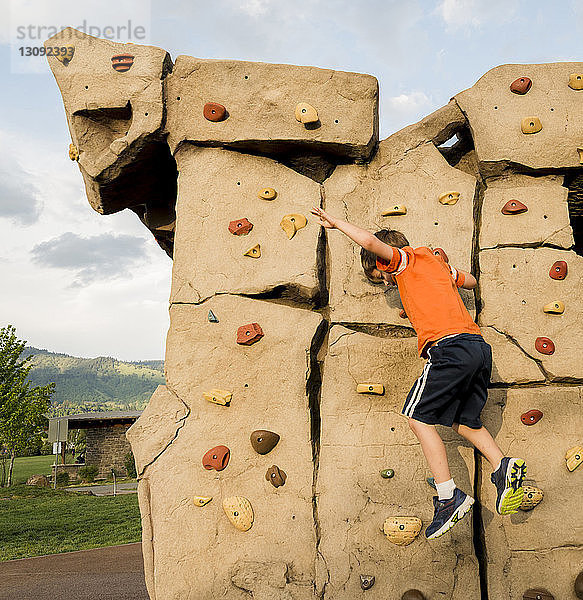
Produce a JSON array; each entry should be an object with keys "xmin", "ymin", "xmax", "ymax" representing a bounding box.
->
[{"xmin": 85, "ymin": 424, "xmax": 133, "ymax": 477}]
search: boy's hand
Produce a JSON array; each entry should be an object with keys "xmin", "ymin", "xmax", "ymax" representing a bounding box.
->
[{"xmin": 310, "ymin": 206, "xmax": 337, "ymax": 229}]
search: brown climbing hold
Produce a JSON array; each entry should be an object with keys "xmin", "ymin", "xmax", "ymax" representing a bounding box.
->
[
  {"xmin": 280, "ymin": 214, "xmax": 307, "ymax": 239},
  {"xmin": 522, "ymin": 589, "xmax": 554, "ymax": 600},
  {"xmin": 228, "ymin": 218, "xmax": 253, "ymax": 236},
  {"xmin": 68, "ymin": 144, "xmax": 79, "ymax": 161},
  {"xmin": 535, "ymin": 337, "xmax": 555, "ymax": 355},
  {"xmin": 360, "ymin": 575, "xmax": 375, "ymax": 591},
  {"xmin": 543, "ymin": 301, "xmax": 565, "ymax": 314},
  {"xmin": 566, "ymin": 445, "xmax": 583, "ymax": 472},
  {"xmin": 243, "ymin": 244, "xmax": 261, "ymax": 258},
  {"xmin": 111, "ymin": 54, "xmax": 134, "ymax": 72},
  {"xmin": 501, "ymin": 199, "xmax": 528, "ymax": 215},
  {"xmin": 223, "ymin": 496, "xmax": 254, "ymax": 531},
  {"xmin": 438, "ymin": 191, "xmax": 459, "ymax": 205},
  {"xmin": 521, "ymin": 117, "xmax": 542, "ymax": 134},
  {"xmin": 519, "ymin": 486, "xmax": 543, "ymax": 511},
  {"xmin": 401, "ymin": 591, "xmax": 426, "ymax": 600},
  {"xmin": 250, "ymin": 430, "xmax": 280, "ymax": 455},
  {"xmin": 549, "ymin": 260, "xmax": 567, "ymax": 280},
  {"xmin": 55, "ymin": 45, "xmax": 75, "ymax": 66},
  {"xmin": 236, "ymin": 323, "xmax": 264, "ymax": 345},
  {"xmin": 258, "ymin": 187, "xmax": 277, "ymax": 200},
  {"xmin": 381, "ymin": 205, "xmax": 407, "ymax": 216},
  {"xmin": 203, "ymin": 102, "xmax": 227, "ymax": 122},
  {"xmin": 399, "ymin": 309, "xmax": 408, "ymax": 319},
  {"xmin": 568, "ymin": 73, "xmax": 583, "ymax": 90},
  {"xmin": 203, "ymin": 389, "xmax": 232, "ymax": 406},
  {"xmin": 382, "ymin": 516, "xmax": 422, "ymax": 546},
  {"xmin": 521, "ymin": 409, "xmax": 543, "ymax": 426},
  {"xmin": 433, "ymin": 248, "xmax": 449, "ymax": 263},
  {"xmin": 202, "ymin": 445, "xmax": 230, "ymax": 471},
  {"xmin": 265, "ymin": 465, "xmax": 287, "ymax": 488},
  {"xmin": 510, "ymin": 77, "xmax": 532, "ymax": 94},
  {"xmin": 193, "ymin": 496, "xmax": 212, "ymax": 507},
  {"xmin": 356, "ymin": 384, "xmax": 385, "ymax": 395},
  {"xmin": 294, "ymin": 102, "xmax": 319, "ymax": 124},
  {"xmin": 575, "ymin": 570, "xmax": 583, "ymax": 599}
]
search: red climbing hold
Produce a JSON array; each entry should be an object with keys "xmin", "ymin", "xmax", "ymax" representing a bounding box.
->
[
  {"xmin": 535, "ymin": 337, "xmax": 555, "ymax": 355},
  {"xmin": 236, "ymin": 323, "xmax": 264, "ymax": 345},
  {"xmin": 228, "ymin": 218, "xmax": 253, "ymax": 236},
  {"xmin": 203, "ymin": 102, "xmax": 227, "ymax": 122},
  {"xmin": 521, "ymin": 409, "xmax": 543, "ymax": 426},
  {"xmin": 202, "ymin": 445, "xmax": 230, "ymax": 471},
  {"xmin": 510, "ymin": 77, "xmax": 532, "ymax": 94},
  {"xmin": 549, "ymin": 260, "xmax": 567, "ymax": 280},
  {"xmin": 111, "ymin": 54, "xmax": 134, "ymax": 72},
  {"xmin": 501, "ymin": 199, "xmax": 528, "ymax": 215}
]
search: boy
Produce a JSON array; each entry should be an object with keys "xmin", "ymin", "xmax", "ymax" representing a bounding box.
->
[{"xmin": 311, "ymin": 205, "xmax": 527, "ymax": 540}]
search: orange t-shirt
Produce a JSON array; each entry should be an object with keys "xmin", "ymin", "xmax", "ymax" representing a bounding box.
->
[{"xmin": 376, "ymin": 246, "xmax": 482, "ymax": 358}]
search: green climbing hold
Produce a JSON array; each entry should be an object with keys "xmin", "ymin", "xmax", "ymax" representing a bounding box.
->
[
  {"xmin": 427, "ymin": 477, "xmax": 436, "ymax": 490},
  {"xmin": 380, "ymin": 469, "xmax": 394, "ymax": 479}
]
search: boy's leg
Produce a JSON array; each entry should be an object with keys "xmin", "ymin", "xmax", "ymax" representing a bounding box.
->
[
  {"xmin": 451, "ymin": 423, "xmax": 503, "ymax": 469},
  {"xmin": 408, "ymin": 417, "xmax": 451, "ymax": 483}
]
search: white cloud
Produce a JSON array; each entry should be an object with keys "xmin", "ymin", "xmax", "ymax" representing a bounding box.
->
[
  {"xmin": 237, "ymin": 0, "xmax": 275, "ymax": 17},
  {"xmin": 386, "ymin": 91, "xmax": 433, "ymax": 115},
  {"xmin": 436, "ymin": 0, "xmax": 521, "ymax": 30}
]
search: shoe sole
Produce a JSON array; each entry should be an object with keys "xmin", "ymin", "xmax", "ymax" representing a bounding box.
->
[
  {"xmin": 426, "ymin": 495, "xmax": 475, "ymax": 540},
  {"xmin": 498, "ymin": 458, "xmax": 527, "ymax": 515}
]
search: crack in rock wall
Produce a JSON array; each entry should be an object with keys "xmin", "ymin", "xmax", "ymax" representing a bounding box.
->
[{"xmin": 45, "ymin": 30, "xmax": 583, "ymax": 599}]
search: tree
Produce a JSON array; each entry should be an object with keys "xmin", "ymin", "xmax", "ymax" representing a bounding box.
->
[{"xmin": 0, "ymin": 325, "xmax": 54, "ymax": 486}]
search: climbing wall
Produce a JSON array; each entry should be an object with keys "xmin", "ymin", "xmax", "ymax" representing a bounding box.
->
[{"xmin": 45, "ymin": 28, "xmax": 583, "ymax": 600}]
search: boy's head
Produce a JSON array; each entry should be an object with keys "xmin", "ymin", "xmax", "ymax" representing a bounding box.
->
[{"xmin": 360, "ymin": 228, "xmax": 409, "ymax": 285}]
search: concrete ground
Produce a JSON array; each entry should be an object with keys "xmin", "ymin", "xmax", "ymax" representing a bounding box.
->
[
  {"xmin": 0, "ymin": 543, "xmax": 149, "ymax": 600},
  {"xmin": 66, "ymin": 481, "xmax": 138, "ymax": 496}
]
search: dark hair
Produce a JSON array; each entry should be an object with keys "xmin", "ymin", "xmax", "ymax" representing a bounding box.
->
[{"xmin": 360, "ymin": 228, "xmax": 409, "ymax": 282}]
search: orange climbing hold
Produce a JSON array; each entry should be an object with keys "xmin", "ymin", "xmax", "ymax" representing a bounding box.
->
[
  {"xmin": 535, "ymin": 337, "xmax": 555, "ymax": 355},
  {"xmin": 203, "ymin": 102, "xmax": 227, "ymax": 122},
  {"xmin": 111, "ymin": 54, "xmax": 134, "ymax": 72},
  {"xmin": 549, "ymin": 260, "xmax": 567, "ymax": 280},
  {"xmin": 228, "ymin": 218, "xmax": 253, "ymax": 236},
  {"xmin": 521, "ymin": 409, "xmax": 543, "ymax": 426},
  {"xmin": 501, "ymin": 199, "xmax": 528, "ymax": 215},
  {"xmin": 510, "ymin": 77, "xmax": 532, "ymax": 94},
  {"xmin": 236, "ymin": 323, "xmax": 264, "ymax": 345}
]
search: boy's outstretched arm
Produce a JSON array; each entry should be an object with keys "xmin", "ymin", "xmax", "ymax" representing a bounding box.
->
[{"xmin": 310, "ymin": 207, "xmax": 395, "ymax": 263}]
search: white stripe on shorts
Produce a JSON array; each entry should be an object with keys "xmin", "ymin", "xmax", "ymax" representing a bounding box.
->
[{"xmin": 403, "ymin": 354, "xmax": 432, "ymax": 417}]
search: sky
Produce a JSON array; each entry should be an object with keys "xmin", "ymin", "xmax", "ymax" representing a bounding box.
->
[{"xmin": 0, "ymin": 0, "xmax": 581, "ymax": 360}]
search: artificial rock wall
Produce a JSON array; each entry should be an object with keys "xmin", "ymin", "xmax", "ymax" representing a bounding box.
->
[{"xmin": 45, "ymin": 28, "xmax": 583, "ymax": 600}]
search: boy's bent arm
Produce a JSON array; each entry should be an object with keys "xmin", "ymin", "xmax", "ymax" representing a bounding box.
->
[{"xmin": 457, "ymin": 269, "xmax": 477, "ymax": 289}]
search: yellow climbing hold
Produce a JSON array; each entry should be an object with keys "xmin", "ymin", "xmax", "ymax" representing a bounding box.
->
[
  {"xmin": 382, "ymin": 205, "xmax": 407, "ymax": 216},
  {"xmin": 521, "ymin": 117, "xmax": 542, "ymax": 134},
  {"xmin": 223, "ymin": 496, "xmax": 254, "ymax": 531},
  {"xmin": 438, "ymin": 191, "xmax": 459, "ymax": 205},
  {"xmin": 519, "ymin": 486, "xmax": 543, "ymax": 511},
  {"xmin": 68, "ymin": 144, "xmax": 79, "ymax": 161},
  {"xmin": 566, "ymin": 445, "xmax": 583, "ymax": 472},
  {"xmin": 295, "ymin": 102, "xmax": 319, "ymax": 124},
  {"xmin": 280, "ymin": 214, "xmax": 307, "ymax": 239},
  {"xmin": 568, "ymin": 73, "xmax": 583, "ymax": 90},
  {"xmin": 543, "ymin": 301, "xmax": 565, "ymax": 314},
  {"xmin": 382, "ymin": 516, "xmax": 422, "ymax": 546},
  {"xmin": 258, "ymin": 188, "xmax": 277, "ymax": 200},
  {"xmin": 244, "ymin": 244, "xmax": 261, "ymax": 258},
  {"xmin": 55, "ymin": 45, "xmax": 75, "ymax": 65},
  {"xmin": 356, "ymin": 384, "xmax": 385, "ymax": 395},
  {"xmin": 202, "ymin": 389, "xmax": 232, "ymax": 406},
  {"xmin": 193, "ymin": 496, "xmax": 212, "ymax": 507}
]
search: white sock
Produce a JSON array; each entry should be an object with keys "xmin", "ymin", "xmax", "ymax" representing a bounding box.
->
[
  {"xmin": 493, "ymin": 459, "xmax": 502, "ymax": 473},
  {"xmin": 435, "ymin": 478, "xmax": 456, "ymax": 500}
]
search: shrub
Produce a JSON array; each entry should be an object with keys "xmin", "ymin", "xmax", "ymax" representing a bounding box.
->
[
  {"xmin": 78, "ymin": 465, "xmax": 99, "ymax": 483},
  {"xmin": 124, "ymin": 452, "xmax": 137, "ymax": 478},
  {"xmin": 55, "ymin": 471, "xmax": 70, "ymax": 487}
]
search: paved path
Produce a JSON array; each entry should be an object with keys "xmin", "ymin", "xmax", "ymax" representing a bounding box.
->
[
  {"xmin": 66, "ymin": 482, "xmax": 138, "ymax": 496},
  {"xmin": 0, "ymin": 543, "xmax": 149, "ymax": 600}
]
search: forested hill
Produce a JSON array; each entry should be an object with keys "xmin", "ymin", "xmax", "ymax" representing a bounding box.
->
[{"xmin": 23, "ymin": 347, "xmax": 165, "ymax": 416}]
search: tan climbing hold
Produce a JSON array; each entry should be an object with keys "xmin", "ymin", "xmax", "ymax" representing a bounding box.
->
[
  {"xmin": 519, "ymin": 486, "xmax": 543, "ymax": 511},
  {"xmin": 258, "ymin": 187, "xmax": 277, "ymax": 200},
  {"xmin": 356, "ymin": 384, "xmax": 385, "ymax": 395},
  {"xmin": 243, "ymin": 244, "xmax": 261, "ymax": 258},
  {"xmin": 568, "ymin": 73, "xmax": 583, "ymax": 90},
  {"xmin": 521, "ymin": 117, "xmax": 542, "ymax": 134},
  {"xmin": 383, "ymin": 516, "xmax": 422, "ymax": 546},
  {"xmin": 543, "ymin": 300, "xmax": 565, "ymax": 314},
  {"xmin": 202, "ymin": 389, "xmax": 232, "ymax": 406},
  {"xmin": 382, "ymin": 205, "xmax": 407, "ymax": 216},
  {"xmin": 280, "ymin": 214, "xmax": 307, "ymax": 239},
  {"xmin": 193, "ymin": 496, "xmax": 212, "ymax": 507},
  {"xmin": 55, "ymin": 45, "xmax": 75, "ymax": 65},
  {"xmin": 577, "ymin": 147, "xmax": 583, "ymax": 164},
  {"xmin": 566, "ymin": 445, "xmax": 583, "ymax": 472},
  {"xmin": 223, "ymin": 496, "xmax": 254, "ymax": 531},
  {"xmin": 295, "ymin": 102, "xmax": 319, "ymax": 124},
  {"xmin": 68, "ymin": 144, "xmax": 79, "ymax": 161},
  {"xmin": 438, "ymin": 191, "xmax": 459, "ymax": 205}
]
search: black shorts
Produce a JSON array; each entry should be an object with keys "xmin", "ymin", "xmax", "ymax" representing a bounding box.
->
[{"xmin": 401, "ymin": 333, "xmax": 492, "ymax": 428}]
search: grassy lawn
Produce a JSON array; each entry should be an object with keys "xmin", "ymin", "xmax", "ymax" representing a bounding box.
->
[
  {"xmin": 0, "ymin": 485, "xmax": 141, "ymax": 561},
  {"xmin": 9, "ymin": 455, "xmax": 55, "ymax": 485}
]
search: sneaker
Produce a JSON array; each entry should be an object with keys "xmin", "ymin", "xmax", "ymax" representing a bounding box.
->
[
  {"xmin": 425, "ymin": 488, "xmax": 475, "ymax": 540},
  {"xmin": 490, "ymin": 457, "xmax": 527, "ymax": 515}
]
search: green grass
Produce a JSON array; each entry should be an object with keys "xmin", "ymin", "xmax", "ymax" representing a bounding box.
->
[
  {"xmin": 9, "ymin": 455, "xmax": 55, "ymax": 485},
  {"xmin": 0, "ymin": 485, "xmax": 141, "ymax": 561}
]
